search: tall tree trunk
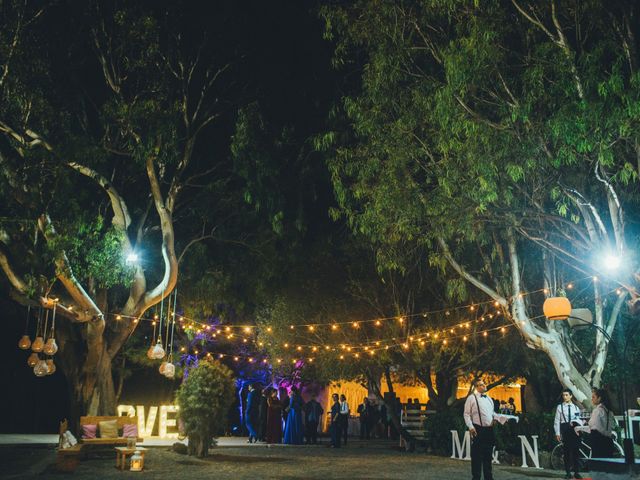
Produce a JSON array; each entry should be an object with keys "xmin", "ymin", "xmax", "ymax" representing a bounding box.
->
[{"xmin": 366, "ymin": 369, "xmax": 415, "ymax": 448}]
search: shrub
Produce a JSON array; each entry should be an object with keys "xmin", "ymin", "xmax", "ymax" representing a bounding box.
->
[
  {"xmin": 424, "ymin": 409, "xmax": 467, "ymax": 455},
  {"xmin": 424, "ymin": 410, "xmax": 557, "ymax": 456},
  {"xmin": 175, "ymin": 359, "xmax": 235, "ymax": 457}
]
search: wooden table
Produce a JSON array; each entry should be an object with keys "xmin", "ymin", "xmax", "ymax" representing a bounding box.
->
[{"xmin": 114, "ymin": 446, "xmax": 147, "ymax": 470}]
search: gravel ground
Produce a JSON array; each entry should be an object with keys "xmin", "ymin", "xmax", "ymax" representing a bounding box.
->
[{"xmin": 1, "ymin": 441, "xmax": 638, "ymax": 480}]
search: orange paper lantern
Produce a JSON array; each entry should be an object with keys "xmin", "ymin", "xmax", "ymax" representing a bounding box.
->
[{"xmin": 543, "ymin": 297, "xmax": 572, "ymax": 320}]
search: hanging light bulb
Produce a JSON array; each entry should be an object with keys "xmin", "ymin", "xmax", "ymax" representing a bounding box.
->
[
  {"xmin": 151, "ymin": 339, "xmax": 165, "ymax": 360},
  {"xmin": 34, "ymin": 359, "xmax": 49, "ymax": 377},
  {"xmin": 18, "ymin": 335, "xmax": 32, "ymax": 350},
  {"xmin": 31, "ymin": 336, "xmax": 44, "ymax": 352},
  {"xmin": 43, "ymin": 338, "xmax": 58, "ymax": 356},
  {"xmin": 46, "ymin": 359, "xmax": 56, "ymax": 375},
  {"xmin": 18, "ymin": 306, "xmax": 32, "ymax": 350},
  {"xmin": 43, "ymin": 300, "xmax": 58, "ymax": 355},
  {"xmin": 164, "ymin": 363, "xmax": 175, "ymax": 378},
  {"xmin": 27, "ymin": 352, "xmax": 39, "ymax": 367},
  {"xmin": 159, "ymin": 361, "xmax": 168, "ymax": 375}
]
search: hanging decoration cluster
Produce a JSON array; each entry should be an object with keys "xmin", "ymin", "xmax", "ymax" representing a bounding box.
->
[{"xmin": 18, "ymin": 301, "xmax": 59, "ymax": 377}]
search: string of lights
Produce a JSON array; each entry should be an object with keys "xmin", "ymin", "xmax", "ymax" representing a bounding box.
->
[{"xmin": 103, "ymin": 274, "xmax": 599, "ymax": 332}]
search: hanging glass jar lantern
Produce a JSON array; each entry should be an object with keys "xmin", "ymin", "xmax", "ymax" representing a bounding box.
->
[
  {"xmin": 46, "ymin": 359, "xmax": 56, "ymax": 375},
  {"xmin": 43, "ymin": 300, "xmax": 58, "ymax": 355},
  {"xmin": 18, "ymin": 335, "xmax": 32, "ymax": 350},
  {"xmin": 34, "ymin": 358, "xmax": 49, "ymax": 377},
  {"xmin": 164, "ymin": 362, "xmax": 175, "ymax": 379},
  {"xmin": 151, "ymin": 339, "xmax": 165, "ymax": 360},
  {"xmin": 31, "ymin": 335, "xmax": 44, "ymax": 352},
  {"xmin": 159, "ymin": 361, "xmax": 168, "ymax": 375},
  {"xmin": 43, "ymin": 338, "xmax": 58, "ymax": 355},
  {"xmin": 18, "ymin": 306, "xmax": 32, "ymax": 350},
  {"xmin": 27, "ymin": 352, "xmax": 39, "ymax": 367}
]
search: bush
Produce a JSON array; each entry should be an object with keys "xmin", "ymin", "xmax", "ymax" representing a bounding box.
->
[
  {"xmin": 494, "ymin": 413, "xmax": 555, "ymax": 454},
  {"xmin": 424, "ymin": 410, "xmax": 557, "ymax": 456},
  {"xmin": 424, "ymin": 409, "xmax": 467, "ymax": 455},
  {"xmin": 175, "ymin": 359, "xmax": 235, "ymax": 457}
]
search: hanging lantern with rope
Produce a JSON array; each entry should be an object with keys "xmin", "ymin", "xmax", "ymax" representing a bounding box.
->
[
  {"xmin": 163, "ymin": 289, "xmax": 177, "ymax": 379},
  {"xmin": 31, "ymin": 309, "xmax": 46, "ymax": 353},
  {"xmin": 146, "ymin": 311, "xmax": 157, "ymax": 359},
  {"xmin": 43, "ymin": 300, "xmax": 58, "ymax": 355},
  {"xmin": 151, "ymin": 288, "xmax": 167, "ymax": 360},
  {"xmin": 17, "ymin": 306, "xmax": 32, "ymax": 350},
  {"xmin": 27, "ymin": 352, "xmax": 39, "ymax": 367},
  {"xmin": 46, "ymin": 358, "xmax": 56, "ymax": 375},
  {"xmin": 34, "ymin": 358, "xmax": 49, "ymax": 377}
]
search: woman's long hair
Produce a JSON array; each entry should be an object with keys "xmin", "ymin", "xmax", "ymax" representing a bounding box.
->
[{"xmin": 592, "ymin": 387, "xmax": 614, "ymax": 412}]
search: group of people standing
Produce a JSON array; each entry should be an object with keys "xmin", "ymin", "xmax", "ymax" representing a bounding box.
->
[
  {"xmin": 464, "ymin": 379, "xmax": 619, "ymax": 480},
  {"xmin": 245, "ymin": 384, "xmax": 325, "ymax": 445}
]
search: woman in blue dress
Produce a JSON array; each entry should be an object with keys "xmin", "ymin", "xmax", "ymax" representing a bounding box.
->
[{"xmin": 283, "ymin": 386, "xmax": 304, "ymax": 444}]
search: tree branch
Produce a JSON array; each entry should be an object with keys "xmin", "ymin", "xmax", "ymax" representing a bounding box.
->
[
  {"xmin": 437, "ymin": 237, "xmax": 507, "ymax": 306},
  {"xmin": 38, "ymin": 214, "xmax": 102, "ymax": 322}
]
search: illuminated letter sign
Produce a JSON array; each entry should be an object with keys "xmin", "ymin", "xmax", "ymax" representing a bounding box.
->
[{"xmin": 117, "ymin": 404, "xmax": 180, "ymax": 438}]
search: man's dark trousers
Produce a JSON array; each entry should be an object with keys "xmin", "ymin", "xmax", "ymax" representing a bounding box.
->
[
  {"xmin": 471, "ymin": 424, "xmax": 494, "ymax": 480},
  {"xmin": 306, "ymin": 419, "xmax": 319, "ymax": 444}
]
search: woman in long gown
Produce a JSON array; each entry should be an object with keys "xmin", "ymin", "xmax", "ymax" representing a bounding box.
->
[
  {"xmin": 283, "ymin": 386, "xmax": 304, "ymax": 444},
  {"xmin": 266, "ymin": 388, "xmax": 283, "ymax": 444}
]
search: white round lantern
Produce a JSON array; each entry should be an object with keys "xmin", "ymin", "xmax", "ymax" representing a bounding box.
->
[{"xmin": 159, "ymin": 361, "xmax": 168, "ymax": 375}]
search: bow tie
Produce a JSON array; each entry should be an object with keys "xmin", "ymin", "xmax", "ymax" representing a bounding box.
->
[{"xmin": 480, "ymin": 394, "xmax": 487, "ymax": 398}]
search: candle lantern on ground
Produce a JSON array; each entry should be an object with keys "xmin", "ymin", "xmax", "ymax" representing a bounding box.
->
[{"xmin": 130, "ymin": 450, "xmax": 144, "ymax": 471}]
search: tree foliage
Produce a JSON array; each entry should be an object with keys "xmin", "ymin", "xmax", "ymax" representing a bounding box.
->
[{"xmin": 319, "ymin": 0, "xmax": 640, "ymax": 404}]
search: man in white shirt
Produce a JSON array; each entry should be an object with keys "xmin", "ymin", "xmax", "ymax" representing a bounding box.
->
[
  {"xmin": 463, "ymin": 379, "xmax": 496, "ymax": 480},
  {"xmin": 339, "ymin": 394, "xmax": 350, "ymax": 445}
]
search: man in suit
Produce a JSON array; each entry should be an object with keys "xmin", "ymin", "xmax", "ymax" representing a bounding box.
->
[
  {"xmin": 463, "ymin": 379, "xmax": 496, "ymax": 480},
  {"xmin": 303, "ymin": 393, "xmax": 324, "ymax": 444},
  {"xmin": 245, "ymin": 384, "xmax": 260, "ymax": 443},
  {"xmin": 357, "ymin": 397, "xmax": 370, "ymax": 440},
  {"xmin": 329, "ymin": 393, "xmax": 341, "ymax": 448}
]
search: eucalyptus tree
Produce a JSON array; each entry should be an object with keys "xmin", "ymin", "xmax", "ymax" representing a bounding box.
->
[
  {"xmin": 319, "ymin": 0, "xmax": 640, "ymax": 405},
  {"xmin": 0, "ymin": 1, "xmax": 237, "ymax": 416}
]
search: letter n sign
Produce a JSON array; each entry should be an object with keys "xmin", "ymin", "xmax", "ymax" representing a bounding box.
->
[
  {"xmin": 518, "ymin": 435, "xmax": 542, "ymax": 469},
  {"xmin": 451, "ymin": 430, "xmax": 471, "ymax": 460}
]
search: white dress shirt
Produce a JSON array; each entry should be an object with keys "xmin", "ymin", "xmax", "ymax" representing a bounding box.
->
[
  {"xmin": 553, "ymin": 402, "xmax": 582, "ymax": 436},
  {"xmin": 588, "ymin": 404, "xmax": 614, "ymax": 437},
  {"xmin": 463, "ymin": 392, "xmax": 495, "ymax": 429},
  {"xmin": 340, "ymin": 400, "xmax": 350, "ymax": 415}
]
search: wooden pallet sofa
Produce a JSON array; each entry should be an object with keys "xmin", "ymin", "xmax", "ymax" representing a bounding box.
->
[{"xmin": 56, "ymin": 416, "xmax": 142, "ymax": 472}]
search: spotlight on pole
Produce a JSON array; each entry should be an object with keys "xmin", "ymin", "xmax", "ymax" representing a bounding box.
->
[{"xmin": 126, "ymin": 252, "xmax": 139, "ymax": 265}]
